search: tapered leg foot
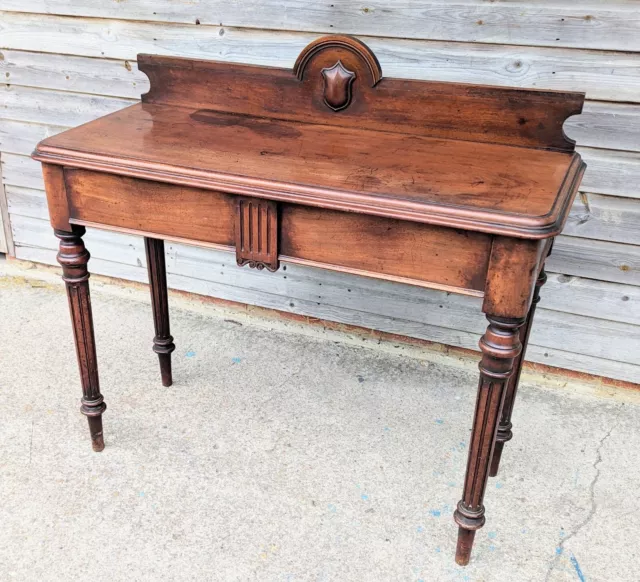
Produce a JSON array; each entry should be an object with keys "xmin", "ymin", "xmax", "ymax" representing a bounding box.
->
[
  {"xmin": 87, "ymin": 414, "xmax": 105, "ymax": 452},
  {"xmin": 454, "ymin": 315, "xmax": 525, "ymax": 565},
  {"xmin": 455, "ymin": 528, "xmax": 476, "ymax": 566},
  {"xmin": 56, "ymin": 226, "xmax": 107, "ymax": 452},
  {"xmin": 490, "ymin": 268, "xmax": 547, "ymax": 477},
  {"xmin": 489, "ymin": 441, "xmax": 506, "ymax": 478},
  {"xmin": 145, "ymin": 237, "xmax": 175, "ymax": 387},
  {"xmin": 157, "ymin": 351, "xmax": 173, "ymax": 388}
]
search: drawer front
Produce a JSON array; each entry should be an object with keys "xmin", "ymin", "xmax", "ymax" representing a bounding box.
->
[
  {"xmin": 64, "ymin": 170, "xmax": 490, "ymax": 293},
  {"xmin": 281, "ymin": 205, "xmax": 491, "ymax": 292},
  {"xmin": 65, "ymin": 170, "xmax": 235, "ymax": 247}
]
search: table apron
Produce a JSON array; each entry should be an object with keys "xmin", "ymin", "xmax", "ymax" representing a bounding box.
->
[{"xmin": 62, "ymin": 169, "xmax": 492, "ymax": 295}]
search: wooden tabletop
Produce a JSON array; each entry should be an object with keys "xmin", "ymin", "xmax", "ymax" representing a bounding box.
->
[{"xmin": 34, "ymin": 102, "xmax": 583, "ymax": 238}]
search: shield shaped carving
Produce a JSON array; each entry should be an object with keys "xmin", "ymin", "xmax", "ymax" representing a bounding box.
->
[{"xmin": 321, "ymin": 61, "xmax": 356, "ymax": 111}]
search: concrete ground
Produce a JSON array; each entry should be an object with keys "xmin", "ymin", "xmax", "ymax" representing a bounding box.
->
[{"xmin": 1, "ymin": 258, "xmax": 639, "ymax": 582}]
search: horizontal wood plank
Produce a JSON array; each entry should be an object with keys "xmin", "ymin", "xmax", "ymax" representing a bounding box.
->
[
  {"xmin": 578, "ymin": 147, "xmax": 640, "ymax": 199},
  {"xmin": 524, "ymin": 344, "xmax": 640, "ymax": 384},
  {"xmin": 1, "ymin": 13, "xmax": 640, "ymax": 103},
  {"xmin": 1, "ymin": 153, "xmax": 44, "ymax": 190},
  {"xmin": 0, "ymin": 119, "xmax": 66, "ymax": 157},
  {"xmin": 541, "ymin": 273, "xmax": 640, "ymax": 327},
  {"xmin": 566, "ymin": 102, "xmax": 640, "ymax": 153},
  {"xmin": 565, "ymin": 193, "xmax": 640, "ymax": 245},
  {"xmin": 5, "ymin": 185, "xmax": 49, "ymax": 220},
  {"xmin": 0, "ymin": 85, "xmax": 135, "ymax": 128},
  {"xmin": 547, "ymin": 236, "xmax": 640, "ymax": 286},
  {"xmin": 0, "ymin": 49, "xmax": 142, "ymax": 98},
  {"xmin": 1, "ymin": 2, "xmax": 639, "ymax": 52}
]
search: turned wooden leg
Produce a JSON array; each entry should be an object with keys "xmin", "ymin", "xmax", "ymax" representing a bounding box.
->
[
  {"xmin": 454, "ymin": 315, "xmax": 525, "ymax": 565},
  {"xmin": 144, "ymin": 237, "xmax": 175, "ymax": 387},
  {"xmin": 490, "ymin": 268, "xmax": 547, "ymax": 477},
  {"xmin": 55, "ymin": 226, "xmax": 107, "ymax": 452}
]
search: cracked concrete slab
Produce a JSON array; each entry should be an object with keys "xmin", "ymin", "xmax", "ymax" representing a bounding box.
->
[{"xmin": 1, "ymin": 259, "xmax": 639, "ymax": 581}]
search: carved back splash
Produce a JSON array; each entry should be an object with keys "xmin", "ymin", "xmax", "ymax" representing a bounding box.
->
[{"xmin": 138, "ymin": 34, "xmax": 584, "ymax": 151}]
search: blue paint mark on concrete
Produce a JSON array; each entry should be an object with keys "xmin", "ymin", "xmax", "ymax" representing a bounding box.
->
[
  {"xmin": 488, "ymin": 531, "xmax": 497, "ymax": 540},
  {"xmin": 185, "ymin": 350, "xmax": 196, "ymax": 358},
  {"xmin": 521, "ymin": 527, "xmax": 528, "ymax": 534},
  {"xmin": 435, "ymin": 547, "xmax": 441, "ymax": 553},
  {"xmin": 429, "ymin": 509, "xmax": 441, "ymax": 517},
  {"xmin": 231, "ymin": 356, "xmax": 242, "ymax": 364},
  {"xmin": 361, "ymin": 493, "xmax": 369, "ymax": 501},
  {"xmin": 383, "ymin": 427, "xmax": 390, "ymax": 432},
  {"xmin": 416, "ymin": 526, "xmax": 424, "ymax": 533},
  {"xmin": 489, "ymin": 544, "xmax": 496, "ymax": 551},
  {"xmin": 459, "ymin": 441, "xmax": 466, "ymax": 448},
  {"xmin": 570, "ymin": 553, "xmax": 586, "ymax": 582},
  {"xmin": 435, "ymin": 419, "xmax": 444, "ymax": 425},
  {"xmin": 327, "ymin": 504, "xmax": 337, "ymax": 513},
  {"xmin": 447, "ymin": 481, "xmax": 456, "ymax": 487},
  {"xmin": 496, "ymin": 482, "xmax": 503, "ymax": 489},
  {"xmin": 139, "ymin": 491, "xmax": 145, "ymax": 497},
  {"xmin": 556, "ymin": 546, "xmax": 563, "ymax": 556}
]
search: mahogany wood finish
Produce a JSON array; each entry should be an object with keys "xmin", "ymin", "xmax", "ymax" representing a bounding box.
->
[
  {"xmin": 235, "ymin": 197, "xmax": 279, "ymax": 272},
  {"xmin": 280, "ymin": 206, "xmax": 491, "ymax": 291},
  {"xmin": 32, "ymin": 35, "xmax": 586, "ymax": 565},
  {"xmin": 34, "ymin": 105, "xmax": 584, "ymax": 238},
  {"xmin": 144, "ymin": 237, "xmax": 175, "ymax": 387},
  {"xmin": 65, "ymin": 170, "xmax": 235, "ymax": 246},
  {"xmin": 55, "ymin": 226, "xmax": 106, "ymax": 452},
  {"xmin": 138, "ymin": 35, "xmax": 582, "ymax": 151},
  {"xmin": 454, "ymin": 315, "xmax": 525, "ymax": 566},
  {"xmin": 490, "ymin": 267, "xmax": 548, "ymax": 477}
]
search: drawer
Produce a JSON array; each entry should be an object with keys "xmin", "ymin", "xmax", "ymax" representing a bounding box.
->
[
  {"xmin": 64, "ymin": 169, "xmax": 235, "ymax": 247},
  {"xmin": 281, "ymin": 205, "xmax": 491, "ymax": 293}
]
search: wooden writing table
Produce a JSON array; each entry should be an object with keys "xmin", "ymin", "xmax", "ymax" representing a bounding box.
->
[{"xmin": 33, "ymin": 36, "xmax": 586, "ymax": 565}]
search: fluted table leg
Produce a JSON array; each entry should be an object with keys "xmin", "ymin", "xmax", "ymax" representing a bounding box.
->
[
  {"xmin": 490, "ymin": 268, "xmax": 547, "ymax": 477},
  {"xmin": 144, "ymin": 237, "xmax": 175, "ymax": 387},
  {"xmin": 55, "ymin": 226, "xmax": 106, "ymax": 452},
  {"xmin": 454, "ymin": 315, "xmax": 525, "ymax": 565}
]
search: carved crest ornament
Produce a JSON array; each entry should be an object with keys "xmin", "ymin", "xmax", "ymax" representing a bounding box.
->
[{"xmin": 321, "ymin": 61, "xmax": 356, "ymax": 111}]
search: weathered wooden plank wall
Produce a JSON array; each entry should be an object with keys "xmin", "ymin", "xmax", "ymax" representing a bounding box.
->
[{"xmin": 1, "ymin": 3, "xmax": 639, "ymax": 383}]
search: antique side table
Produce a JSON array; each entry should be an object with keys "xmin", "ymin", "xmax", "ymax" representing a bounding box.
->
[{"xmin": 33, "ymin": 35, "xmax": 585, "ymax": 565}]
